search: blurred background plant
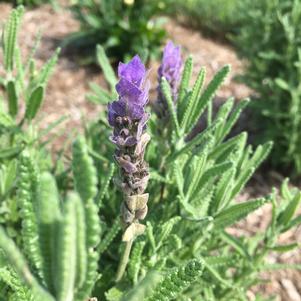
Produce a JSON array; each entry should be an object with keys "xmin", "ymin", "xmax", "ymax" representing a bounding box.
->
[
  {"xmin": 169, "ymin": 0, "xmax": 246, "ymax": 39},
  {"xmin": 63, "ymin": 0, "xmax": 167, "ymax": 64},
  {"xmin": 0, "ymin": 0, "xmax": 57, "ymax": 8},
  {"xmin": 233, "ymin": 0, "xmax": 301, "ymax": 175}
]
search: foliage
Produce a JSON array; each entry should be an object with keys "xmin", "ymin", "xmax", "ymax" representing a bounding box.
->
[
  {"xmin": 170, "ymin": 0, "xmax": 246, "ymax": 37},
  {"xmin": 64, "ymin": 0, "xmax": 166, "ymax": 63},
  {"xmin": 81, "ymin": 46, "xmax": 301, "ymax": 300},
  {"xmin": 233, "ymin": 0, "xmax": 301, "ymax": 174},
  {"xmin": 0, "ymin": 6, "xmax": 63, "ymax": 237},
  {"xmin": 0, "ymin": 147, "xmax": 101, "ymax": 301},
  {"xmin": 0, "ymin": 7, "xmax": 301, "ymax": 301},
  {"xmin": 0, "ymin": 0, "xmax": 55, "ymax": 7}
]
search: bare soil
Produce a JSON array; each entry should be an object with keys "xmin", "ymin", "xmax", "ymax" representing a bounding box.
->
[{"xmin": 0, "ymin": 2, "xmax": 300, "ymax": 300}]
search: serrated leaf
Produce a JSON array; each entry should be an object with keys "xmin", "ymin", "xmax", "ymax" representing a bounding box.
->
[
  {"xmin": 177, "ymin": 56, "xmax": 193, "ymax": 118},
  {"xmin": 161, "ymin": 77, "xmax": 180, "ymax": 136},
  {"xmin": 217, "ymin": 99, "xmax": 249, "ymax": 142},
  {"xmin": 187, "ymin": 65, "xmax": 230, "ymax": 133},
  {"xmin": 214, "ymin": 197, "xmax": 269, "ymax": 228},
  {"xmin": 180, "ymin": 68, "xmax": 206, "ymax": 131}
]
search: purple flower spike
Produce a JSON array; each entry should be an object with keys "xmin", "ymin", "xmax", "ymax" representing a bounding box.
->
[
  {"xmin": 108, "ymin": 55, "xmax": 150, "ymax": 226},
  {"xmin": 158, "ymin": 41, "xmax": 182, "ymax": 100},
  {"xmin": 156, "ymin": 41, "xmax": 182, "ymax": 120}
]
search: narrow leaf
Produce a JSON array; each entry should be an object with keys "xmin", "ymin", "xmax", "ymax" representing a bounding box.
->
[{"xmin": 25, "ymin": 86, "xmax": 44, "ymax": 120}]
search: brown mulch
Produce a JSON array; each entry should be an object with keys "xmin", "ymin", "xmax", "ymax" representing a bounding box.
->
[{"xmin": 0, "ymin": 2, "xmax": 300, "ymax": 300}]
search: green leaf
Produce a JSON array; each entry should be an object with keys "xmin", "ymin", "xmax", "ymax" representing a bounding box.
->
[
  {"xmin": 161, "ymin": 77, "xmax": 180, "ymax": 136},
  {"xmin": 128, "ymin": 241, "xmax": 145, "ymax": 284},
  {"xmin": 96, "ymin": 163, "xmax": 115, "ymax": 207},
  {"xmin": 281, "ymin": 215, "xmax": 301, "ymax": 233},
  {"xmin": 25, "ymin": 85, "xmax": 44, "ymax": 120},
  {"xmin": 0, "ymin": 227, "xmax": 55, "ymax": 301},
  {"xmin": 169, "ymin": 120, "xmax": 219, "ymax": 161},
  {"xmin": 17, "ymin": 154, "xmax": 43, "ymax": 282},
  {"xmin": 147, "ymin": 260, "xmax": 204, "ymax": 301},
  {"xmin": 202, "ymin": 257, "xmax": 231, "ymax": 287},
  {"xmin": 37, "ymin": 172, "xmax": 61, "ymax": 293},
  {"xmin": 96, "ymin": 44, "xmax": 117, "ymax": 92},
  {"xmin": 72, "ymin": 136, "xmax": 98, "ymax": 202},
  {"xmin": 217, "ymin": 99, "xmax": 250, "ymax": 142},
  {"xmin": 87, "ymin": 82, "xmax": 112, "ymax": 104},
  {"xmin": 177, "ymin": 56, "xmax": 193, "ymax": 117},
  {"xmin": 155, "ymin": 216, "xmax": 181, "ymax": 250},
  {"xmin": 280, "ymin": 178, "xmax": 292, "ymax": 200},
  {"xmin": 277, "ymin": 191, "xmax": 301, "ymax": 226},
  {"xmin": 180, "ymin": 68, "xmax": 206, "ymax": 131},
  {"xmin": 98, "ymin": 218, "xmax": 121, "ymax": 256},
  {"xmin": 0, "ymin": 110, "xmax": 15, "ymax": 128},
  {"xmin": 275, "ymin": 78, "xmax": 289, "ymax": 90},
  {"xmin": 187, "ymin": 65, "xmax": 230, "ymax": 133},
  {"xmin": 38, "ymin": 48, "xmax": 60, "ymax": 85},
  {"xmin": 74, "ymin": 193, "xmax": 87, "ymax": 290},
  {"xmin": 214, "ymin": 197, "xmax": 270, "ymax": 228},
  {"xmin": 269, "ymin": 243, "xmax": 299, "ymax": 253},
  {"xmin": 0, "ymin": 145, "xmax": 24, "ymax": 160},
  {"xmin": 208, "ymin": 132, "xmax": 247, "ymax": 162},
  {"xmin": 197, "ymin": 161, "xmax": 233, "ymax": 190},
  {"xmin": 220, "ymin": 231, "xmax": 250, "ymax": 259},
  {"xmin": 7, "ymin": 80, "xmax": 18, "ymax": 117},
  {"xmin": 3, "ymin": 7, "xmax": 23, "ymax": 72},
  {"xmin": 55, "ymin": 193, "xmax": 77, "ymax": 301},
  {"xmin": 245, "ymin": 141, "xmax": 273, "ymax": 171},
  {"xmin": 120, "ymin": 271, "xmax": 162, "ymax": 301},
  {"xmin": 261, "ymin": 263, "xmax": 301, "ymax": 271}
]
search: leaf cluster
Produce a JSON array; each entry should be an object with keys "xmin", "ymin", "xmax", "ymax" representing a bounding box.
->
[
  {"xmin": 64, "ymin": 0, "xmax": 167, "ymax": 63},
  {"xmin": 233, "ymin": 0, "xmax": 301, "ymax": 174}
]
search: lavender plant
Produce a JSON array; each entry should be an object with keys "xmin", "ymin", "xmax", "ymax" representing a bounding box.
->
[
  {"xmin": 84, "ymin": 42, "xmax": 301, "ymax": 300},
  {"xmin": 0, "ymin": 6, "xmax": 63, "ymax": 235},
  {"xmin": 0, "ymin": 8, "xmax": 301, "ymax": 299},
  {"xmin": 233, "ymin": 0, "xmax": 301, "ymax": 174},
  {"xmin": 0, "ymin": 140, "xmax": 101, "ymax": 301}
]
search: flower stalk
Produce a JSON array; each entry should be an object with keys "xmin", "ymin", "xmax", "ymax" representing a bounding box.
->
[{"xmin": 108, "ymin": 55, "xmax": 150, "ymax": 281}]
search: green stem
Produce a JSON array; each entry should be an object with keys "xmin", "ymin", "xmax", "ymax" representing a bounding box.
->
[{"xmin": 115, "ymin": 238, "xmax": 134, "ymax": 282}]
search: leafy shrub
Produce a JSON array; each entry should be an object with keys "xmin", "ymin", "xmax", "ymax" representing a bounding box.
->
[
  {"xmin": 233, "ymin": 0, "xmax": 301, "ymax": 174},
  {"xmin": 0, "ymin": 6, "xmax": 61, "ymax": 235},
  {"xmin": 84, "ymin": 44, "xmax": 301, "ymax": 299},
  {"xmin": 0, "ymin": 0, "xmax": 54, "ymax": 7},
  {"xmin": 171, "ymin": 0, "xmax": 245, "ymax": 37},
  {"xmin": 65, "ymin": 0, "xmax": 166, "ymax": 63},
  {"xmin": 0, "ymin": 8, "xmax": 301, "ymax": 301}
]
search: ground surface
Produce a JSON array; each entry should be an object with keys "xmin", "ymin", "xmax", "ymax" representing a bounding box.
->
[{"xmin": 0, "ymin": 2, "xmax": 300, "ymax": 300}]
